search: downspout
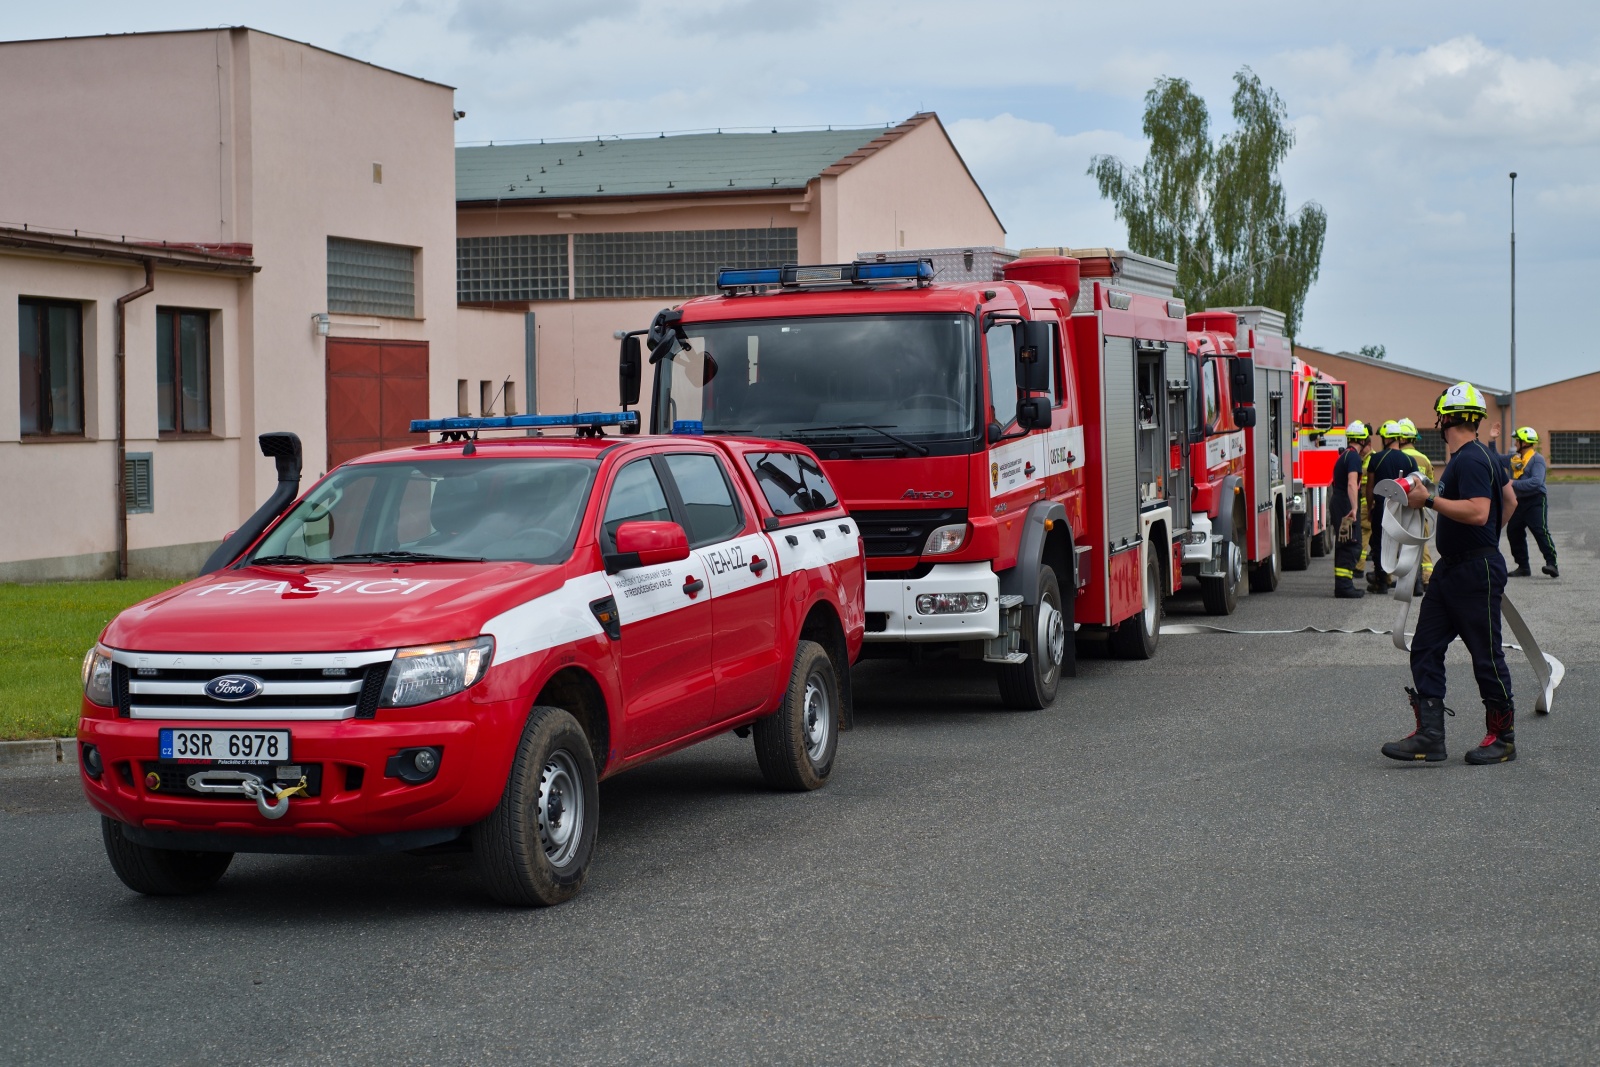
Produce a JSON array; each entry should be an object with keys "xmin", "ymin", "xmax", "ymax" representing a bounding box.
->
[{"xmin": 115, "ymin": 260, "xmax": 156, "ymax": 579}]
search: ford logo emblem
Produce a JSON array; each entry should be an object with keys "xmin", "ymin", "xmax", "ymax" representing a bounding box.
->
[{"xmin": 204, "ymin": 674, "xmax": 264, "ymax": 702}]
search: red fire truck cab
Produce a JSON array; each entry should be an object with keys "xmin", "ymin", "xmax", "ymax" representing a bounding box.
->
[
  {"xmin": 622, "ymin": 252, "xmax": 1185, "ymax": 710},
  {"xmin": 79, "ymin": 418, "xmax": 864, "ymax": 906}
]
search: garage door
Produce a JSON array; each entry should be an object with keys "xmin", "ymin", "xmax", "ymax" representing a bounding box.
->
[{"xmin": 325, "ymin": 339, "xmax": 429, "ymax": 468}]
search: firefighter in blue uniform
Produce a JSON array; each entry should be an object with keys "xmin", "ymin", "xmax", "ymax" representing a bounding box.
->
[
  {"xmin": 1383, "ymin": 383, "xmax": 1521, "ymax": 765},
  {"xmin": 1366, "ymin": 420, "xmax": 1419, "ymax": 592},
  {"xmin": 1491, "ymin": 424, "xmax": 1559, "ymax": 578},
  {"xmin": 1331, "ymin": 421, "xmax": 1370, "ymax": 598}
]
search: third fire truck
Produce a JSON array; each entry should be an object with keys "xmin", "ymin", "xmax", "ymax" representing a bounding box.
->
[{"xmin": 618, "ymin": 249, "xmax": 1190, "ymax": 709}]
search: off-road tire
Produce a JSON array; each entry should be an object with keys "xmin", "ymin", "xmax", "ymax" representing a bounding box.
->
[
  {"xmin": 754, "ymin": 640, "xmax": 839, "ymax": 791},
  {"xmin": 101, "ymin": 817, "xmax": 232, "ymax": 896},
  {"xmin": 1311, "ymin": 523, "xmax": 1333, "ymax": 557},
  {"xmin": 997, "ymin": 565, "xmax": 1069, "ymax": 709},
  {"xmin": 1200, "ymin": 515, "xmax": 1244, "ymax": 616},
  {"xmin": 1283, "ymin": 512, "xmax": 1311, "ymax": 571},
  {"xmin": 474, "ymin": 706, "xmax": 599, "ymax": 907},
  {"xmin": 1249, "ymin": 512, "xmax": 1282, "ymax": 592},
  {"xmin": 1110, "ymin": 543, "xmax": 1162, "ymax": 660}
]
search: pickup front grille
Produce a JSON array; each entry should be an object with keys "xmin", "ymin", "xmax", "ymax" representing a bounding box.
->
[
  {"xmin": 850, "ymin": 508, "xmax": 967, "ymax": 558},
  {"xmin": 108, "ymin": 649, "xmax": 396, "ymax": 721}
]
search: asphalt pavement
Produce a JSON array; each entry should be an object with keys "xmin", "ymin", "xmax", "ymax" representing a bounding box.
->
[{"xmin": 3, "ymin": 486, "xmax": 1597, "ymax": 1065}]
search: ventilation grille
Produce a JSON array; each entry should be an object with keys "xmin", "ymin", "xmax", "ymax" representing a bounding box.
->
[{"xmin": 124, "ymin": 453, "xmax": 153, "ymax": 514}]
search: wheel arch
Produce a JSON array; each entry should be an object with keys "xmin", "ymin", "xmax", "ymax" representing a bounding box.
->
[
  {"xmin": 999, "ymin": 500, "xmax": 1074, "ymax": 604},
  {"xmin": 799, "ymin": 598, "xmax": 853, "ymax": 731},
  {"xmin": 533, "ymin": 666, "xmax": 613, "ymax": 776}
]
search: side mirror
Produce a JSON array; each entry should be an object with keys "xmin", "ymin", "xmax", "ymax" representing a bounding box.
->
[
  {"xmin": 605, "ymin": 521, "xmax": 690, "ymax": 573},
  {"xmin": 619, "ymin": 334, "xmax": 642, "ymax": 408},
  {"xmin": 987, "ymin": 420, "xmax": 1005, "ymax": 444},
  {"xmin": 1233, "ymin": 405, "xmax": 1258, "ymax": 429},
  {"xmin": 1016, "ymin": 320, "xmax": 1053, "ymax": 392},
  {"xmin": 1230, "ymin": 355, "xmax": 1255, "ymax": 404},
  {"xmin": 1017, "ymin": 397, "xmax": 1053, "ymax": 431}
]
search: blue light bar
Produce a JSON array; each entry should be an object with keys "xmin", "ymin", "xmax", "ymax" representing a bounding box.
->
[
  {"xmin": 854, "ymin": 260, "xmax": 934, "ymax": 282},
  {"xmin": 410, "ymin": 411, "xmax": 640, "ymax": 433},
  {"xmin": 716, "ymin": 259, "xmax": 935, "ymax": 292},
  {"xmin": 716, "ymin": 267, "xmax": 784, "ymax": 288}
]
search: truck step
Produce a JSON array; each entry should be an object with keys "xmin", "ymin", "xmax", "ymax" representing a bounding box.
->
[
  {"xmin": 984, "ymin": 652, "xmax": 1028, "ymax": 665},
  {"xmin": 997, "ymin": 595, "xmax": 1024, "ymax": 610}
]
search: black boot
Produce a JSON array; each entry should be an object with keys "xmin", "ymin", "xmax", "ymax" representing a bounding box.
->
[
  {"xmin": 1465, "ymin": 699, "xmax": 1517, "ymax": 765},
  {"xmin": 1335, "ymin": 578, "xmax": 1365, "ymax": 599},
  {"xmin": 1382, "ymin": 688, "xmax": 1450, "ymax": 762},
  {"xmin": 1510, "ymin": 563, "xmax": 1532, "ymax": 577},
  {"xmin": 1542, "ymin": 563, "xmax": 1559, "ymax": 578}
]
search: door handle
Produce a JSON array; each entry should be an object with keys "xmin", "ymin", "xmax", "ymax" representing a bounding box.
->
[
  {"xmin": 682, "ymin": 576, "xmax": 704, "ymax": 597},
  {"xmin": 749, "ymin": 556, "xmax": 767, "ymax": 575}
]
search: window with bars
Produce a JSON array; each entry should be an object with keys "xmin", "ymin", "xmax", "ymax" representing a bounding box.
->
[
  {"xmin": 18, "ymin": 298, "xmax": 85, "ymax": 436},
  {"xmin": 574, "ymin": 228, "xmax": 799, "ymax": 299},
  {"xmin": 1549, "ymin": 431, "xmax": 1600, "ymax": 466},
  {"xmin": 125, "ymin": 453, "xmax": 153, "ymax": 514},
  {"xmin": 1414, "ymin": 429, "xmax": 1447, "ymax": 464},
  {"xmin": 457, "ymin": 235, "xmax": 568, "ymax": 301},
  {"xmin": 156, "ymin": 307, "xmax": 212, "ymax": 434},
  {"xmin": 328, "ymin": 237, "xmax": 416, "ymax": 317}
]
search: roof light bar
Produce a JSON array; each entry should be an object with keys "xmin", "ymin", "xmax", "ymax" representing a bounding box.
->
[
  {"xmin": 409, "ymin": 411, "xmax": 639, "ymax": 433},
  {"xmin": 716, "ymin": 259, "xmax": 934, "ymax": 292}
]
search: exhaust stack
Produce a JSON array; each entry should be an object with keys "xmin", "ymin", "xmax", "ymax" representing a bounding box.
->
[{"xmin": 199, "ymin": 432, "xmax": 304, "ymax": 575}]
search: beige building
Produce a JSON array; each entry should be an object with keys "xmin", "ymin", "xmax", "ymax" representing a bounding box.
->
[
  {"xmin": 454, "ymin": 113, "xmax": 1006, "ymax": 414},
  {"xmin": 1, "ymin": 28, "xmax": 519, "ymax": 581}
]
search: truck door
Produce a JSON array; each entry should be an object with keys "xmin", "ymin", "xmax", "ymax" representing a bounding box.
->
[
  {"xmin": 600, "ymin": 457, "xmax": 715, "ymax": 755},
  {"xmin": 1135, "ymin": 342, "xmax": 1167, "ymax": 510},
  {"xmin": 1165, "ymin": 342, "xmax": 1191, "ymax": 532},
  {"xmin": 661, "ymin": 451, "xmax": 780, "ymax": 722}
]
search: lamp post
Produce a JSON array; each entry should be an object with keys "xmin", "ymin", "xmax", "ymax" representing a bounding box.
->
[{"xmin": 1509, "ymin": 171, "xmax": 1517, "ymax": 436}]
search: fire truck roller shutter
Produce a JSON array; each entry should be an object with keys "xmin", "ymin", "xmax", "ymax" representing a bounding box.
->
[{"xmin": 998, "ymin": 501, "xmax": 1074, "ymax": 603}]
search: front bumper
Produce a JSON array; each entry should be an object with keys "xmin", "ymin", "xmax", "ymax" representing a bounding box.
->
[
  {"xmin": 79, "ymin": 692, "xmax": 522, "ymax": 849},
  {"xmin": 865, "ymin": 562, "xmax": 1001, "ymax": 641}
]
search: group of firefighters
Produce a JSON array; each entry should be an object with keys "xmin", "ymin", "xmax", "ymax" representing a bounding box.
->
[{"xmin": 1323, "ymin": 382, "xmax": 1561, "ymax": 768}]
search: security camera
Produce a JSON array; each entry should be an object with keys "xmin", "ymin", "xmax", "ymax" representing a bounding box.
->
[{"xmin": 453, "ymin": 110, "xmax": 466, "ymax": 120}]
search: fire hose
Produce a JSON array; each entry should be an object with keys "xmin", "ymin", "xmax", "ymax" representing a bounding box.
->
[{"xmin": 1164, "ymin": 474, "xmax": 1564, "ymax": 714}]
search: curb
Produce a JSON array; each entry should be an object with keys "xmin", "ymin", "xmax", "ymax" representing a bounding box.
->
[{"xmin": 0, "ymin": 737, "xmax": 78, "ymax": 773}]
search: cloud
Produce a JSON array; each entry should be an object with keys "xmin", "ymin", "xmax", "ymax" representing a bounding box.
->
[{"xmin": 447, "ymin": 0, "xmax": 639, "ymax": 50}]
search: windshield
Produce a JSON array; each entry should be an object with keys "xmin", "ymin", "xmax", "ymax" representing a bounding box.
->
[
  {"xmin": 655, "ymin": 314, "xmax": 977, "ymax": 441},
  {"xmin": 247, "ymin": 458, "xmax": 598, "ymax": 566}
]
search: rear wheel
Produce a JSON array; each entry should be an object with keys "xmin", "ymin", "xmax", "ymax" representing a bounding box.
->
[
  {"xmin": 101, "ymin": 817, "xmax": 232, "ymax": 896},
  {"xmin": 754, "ymin": 640, "xmax": 839, "ymax": 791},
  {"xmin": 1249, "ymin": 512, "xmax": 1282, "ymax": 592},
  {"xmin": 475, "ymin": 706, "xmax": 599, "ymax": 907},
  {"xmin": 1311, "ymin": 520, "xmax": 1332, "ymax": 557},
  {"xmin": 1110, "ymin": 543, "xmax": 1162, "ymax": 659},
  {"xmin": 1200, "ymin": 518, "xmax": 1243, "ymax": 616},
  {"xmin": 997, "ymin": 566, "xmax": 1069, "ymax": 709},
  {"xmin": 1283, "ymin": 512, "xmax": 1311, "ymax": 571}
]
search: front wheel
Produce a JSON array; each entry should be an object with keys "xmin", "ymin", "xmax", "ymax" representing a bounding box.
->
[
  {"xmin": 1249, "ymin": 513, "xmax": 1282, "ymax": 592},
  {"xmin": 1110, "ymin": 544, "xmax": 1162, "ymax": 659},
  {"xmin": 1283, "ymin": 512, "xmax": 1311, "ymax": 571},
  {"xmin": 754, "ymin": 640, "xmax": 839, "ymax": 791},
  {"xmin": 1200, "ymin": 525, "xmax": 1242, "ymax": 616},
  {"xmin": 997, "ymin": 565, "xmax": 1069, "ymax": 709},
  {"xmin": 474, "ymin": 706, "xmax": 599, "ymax": 907},
  {"xmin": 101, "ymin": 817, "xmax": 232, "ymax": 896}
]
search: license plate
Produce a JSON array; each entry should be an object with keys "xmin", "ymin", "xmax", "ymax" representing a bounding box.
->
[{"xmin": 159, "ymin": 728, "xmax": 291, "ymax": 763}]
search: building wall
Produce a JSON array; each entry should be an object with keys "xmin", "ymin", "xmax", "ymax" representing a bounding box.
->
[
  {"xmin": 1297, "ymin": 346, "xmax": 1506, "ymax": 439},
  {"xmin": 1511, "ymin": 370, "xmax": 1600, "ymax": 475}
]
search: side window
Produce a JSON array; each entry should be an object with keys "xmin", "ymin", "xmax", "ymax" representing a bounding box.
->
[
  {"xmin": 744, "ymin": 451, "xmax": 840, "ymax": 517},
  {"xmin": 602, "ymin": 459, "xmax": 672, "ymax": 548},
  {"xmin": 984, "ymin": 321, "xmax": 1018, "ymax": 427},
  {"xmin": 1202, "ymin": 358, "xmax": 1221, "ymax": 431},
  {"xmin": 19, "ymin": 298, "xmax": 84, "ymax": 436},
  {"xmin": 664, "ymin": 453, "xmax": 743, "ymax": 546}
]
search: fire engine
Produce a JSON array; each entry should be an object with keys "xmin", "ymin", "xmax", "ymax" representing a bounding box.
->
[
  {"xmin": 79, "ymin": 418, "xmax": 864, "ymax": 906},
  {"xmin": 619, "ymin": 250, "xmax": 1190, "ymax": 710},
  {"xmin": 1286, "ymin": 356, "xmax": 1348, "ymax": 566}
]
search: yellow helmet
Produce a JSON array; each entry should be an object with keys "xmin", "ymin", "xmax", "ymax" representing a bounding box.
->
[
  {"xmin": 1435, "ymin": 381, "xmax": 1488, "ymax": 419},
  {"xmin": 1345, "ymin": 420, "xmax": 1370, "ymax": 440},
  {"xmin": 1380, "ymin": 419, "xmax": 1406, "ymax": 439},
  {"xmin": 1515, "ymin": 426, "xmax": 1538, "ymax": 445},
  {"xmin": 1397, "ymin": 417, "xmax": 1419, "ymax": 439}
]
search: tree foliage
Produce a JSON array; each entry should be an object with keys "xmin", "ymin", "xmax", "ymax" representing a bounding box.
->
[
  {"xmin": 1358, "ymin": 344, "xmax": 1386, "ymax": 360},
  {"xmin": 1089, "ymin": 69, "xmax": 1327, "ymax": 338}
]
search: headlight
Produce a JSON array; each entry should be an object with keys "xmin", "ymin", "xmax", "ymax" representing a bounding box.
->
[
  {"xmin": 922, "ymin": 523, "xmax": 968, "ymax": 555},
  {"xmin": 82, "ymin": 647, "xmax": 114, "ymax": 707},
  {"xmin": 379, "ymin": 636, "xmax": 495, "ymax": 708},
  {"xmin": 915, "ymin": 592, "xmax": 988, "ymax": 615}
]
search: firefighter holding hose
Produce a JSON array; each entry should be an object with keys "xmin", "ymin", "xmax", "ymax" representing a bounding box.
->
[
  {"xmin": 1367, "ymin": 421, "xmax": 1419, "ymax": 592},
  {"xmin": 1490, "ymin": 424, "xmax": 1559, "ymax": 579},
  {"xmin": 1383, "ymin": 383, "xmax": 1521, "ymax": 765},
  {"xmin": 1332, "ymin": 421, "xmax": 1371, "ymax": 598},
  {"xmin": 1395, "ymin": 418, "xmax": 1435, "ymax": 591}
]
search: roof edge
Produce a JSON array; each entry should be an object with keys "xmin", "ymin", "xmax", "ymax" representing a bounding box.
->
[
  {"xmin": 0, "ymin": 226, "xmax": 261, "ymax": 274},
  {"xmin": 1295, "ymin": 344, "xmax": 1506, "ymax": 393}
]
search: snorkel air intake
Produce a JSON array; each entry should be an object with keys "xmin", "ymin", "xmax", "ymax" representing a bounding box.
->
[{"xmin": 198, "ymin": 432, "xmax": 304, "ymax": 575}]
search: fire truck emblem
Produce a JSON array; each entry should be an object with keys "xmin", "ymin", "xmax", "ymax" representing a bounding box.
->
[{"xmin": 990, "ymin": 462, "xmax": 999, "ymax": 490}]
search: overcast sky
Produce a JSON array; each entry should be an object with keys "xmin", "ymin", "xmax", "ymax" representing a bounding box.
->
[{"xmin": 14, "ymin": 1, "xmax": 1599, "ymax": 389}]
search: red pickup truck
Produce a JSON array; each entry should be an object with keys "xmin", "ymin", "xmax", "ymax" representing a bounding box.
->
[{"xmin": 78, "ymin": 416, "xmax": 865, "ymax": 906}]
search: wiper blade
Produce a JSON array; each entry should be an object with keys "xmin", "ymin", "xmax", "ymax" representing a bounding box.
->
[
  {"xmin": 245, "ymin": 554, "xmax": 322, "ymax": 567},
  {"xmin": 789, "ymin": 424, "xmax": 929, "ymax": 456},
  {"xmin": 330, "ymin": 551, "xmax": 488, "ymax": 564}
]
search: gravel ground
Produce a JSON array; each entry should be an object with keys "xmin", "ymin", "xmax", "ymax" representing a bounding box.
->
[{"xmin": 2, "ymin": 487, "xmax": 1594, "ymax": 1066}]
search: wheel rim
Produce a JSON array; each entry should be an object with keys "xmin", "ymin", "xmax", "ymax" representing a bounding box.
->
[
  {"xmin": 1142, "ymin": 560, "xmax": 1159, "ymax": 633},
  {"xmin": 537, "ymin": 750, "xmax": 584, "ymax": 868},
  {"xmin": 802, "ymin": 671, "xmax": 832, "ymax": 763},
  {"xmin": 1228, "ymin": 538, "xmax": 1243, "ymax": 587},
  {"xmin": 1038, "ymin": 598, "xmax": 1066, "ymax": 678}
]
